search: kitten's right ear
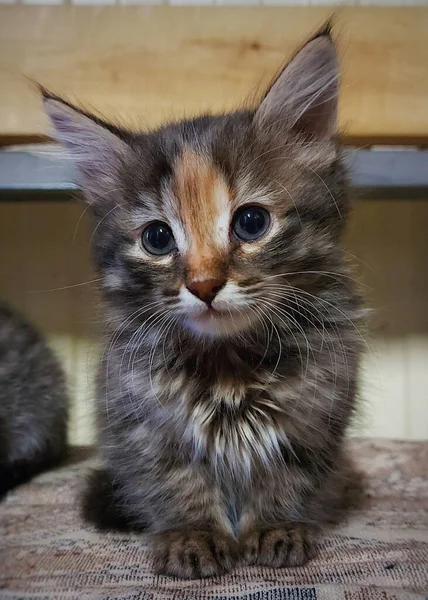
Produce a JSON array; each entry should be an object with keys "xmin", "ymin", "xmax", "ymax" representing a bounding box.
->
[
  {"xmin": 42, "ymin": 90, "xmax": 131, "ymax": 206},
  {"xmin": 254, "ymin": 26, "xmax": 339, "ymax": 141}
]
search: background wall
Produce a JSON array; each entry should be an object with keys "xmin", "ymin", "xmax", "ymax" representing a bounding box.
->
[{"xmin": 0, "ymin": 195, "xmax": 427, "ymax": 444}]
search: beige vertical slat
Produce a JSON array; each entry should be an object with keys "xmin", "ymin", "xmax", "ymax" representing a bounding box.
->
[
  {"xmin": 70, "ymin": 336, "xmax": 98, "ymax": 445},
  {"xmin": 406, "ymin": 337, "xmax": 428, "ymax": 439},
  {"xmin": 403, "ymin": 202, "xmax": 428, "ymax": 439},
  {"xmin": 345, "ymin": 198, "xmax": 428, "ymax": 440}
]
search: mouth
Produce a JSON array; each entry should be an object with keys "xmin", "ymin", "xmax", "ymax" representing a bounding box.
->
[
  {"xmin": 184, "ymin": 306, "xmax": 252, "ymax": 337},
  {"xmin": 194, "ymin": 307, "xmax": 221, "ymax": 321}
]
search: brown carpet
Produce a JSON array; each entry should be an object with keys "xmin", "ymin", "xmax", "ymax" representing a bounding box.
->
[{"xmin": 1, "ymin": 439, "xmax": 427, "ymax": 600}]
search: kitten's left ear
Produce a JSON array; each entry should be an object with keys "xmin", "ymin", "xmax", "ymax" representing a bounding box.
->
[
  {"xmin": 255, "ymin": 26, "xmax": 339, "ymax": 140},
  {"xmin": 41, "ymin": 89, "xmax": 132, "ymax": 210}
]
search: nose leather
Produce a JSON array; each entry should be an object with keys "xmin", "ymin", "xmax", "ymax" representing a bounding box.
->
[{"xmin": 187, "ymin": 279, "xmax": 226, "ymax": 305}]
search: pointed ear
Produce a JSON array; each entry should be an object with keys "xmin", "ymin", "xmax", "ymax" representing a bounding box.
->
[
  {"xmin": 42, "ymin": 91, "xmax": 131, "ymax": 206},
  {"xmin": 255, "ymin": 28, "xmax": 339, "ymax": 140}
]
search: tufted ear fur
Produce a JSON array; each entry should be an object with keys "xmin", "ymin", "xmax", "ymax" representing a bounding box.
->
[
  {"xmin": 255, "ymin": 27, "xmax": 339, "ymax": 140},
  {"xmin": 42, "ymin": 90, "xmax": 132, "ymax": 209}
]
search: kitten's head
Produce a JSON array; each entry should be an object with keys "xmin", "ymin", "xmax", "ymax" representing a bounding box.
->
[{"xmin": 44, "ymin": 29, "xmax": 347, "ymax": 340}]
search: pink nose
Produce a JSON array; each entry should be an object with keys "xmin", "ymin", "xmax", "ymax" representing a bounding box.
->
[{"xmin": 187, "ymin": 279, "xmax": 226, "ymax": 305}]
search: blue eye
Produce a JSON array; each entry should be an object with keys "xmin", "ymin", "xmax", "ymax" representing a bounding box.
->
[
  {"xmin": 142, "ymin": 222, "xmax": 176, "ymax": 255},
  {"xmin": 232, "ymin": 206, "xmax": 270, "ymax": 242}
]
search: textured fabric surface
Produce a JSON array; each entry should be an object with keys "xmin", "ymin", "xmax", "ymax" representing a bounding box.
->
[{"xmin": 1, "ymin": 439, "xmax": 427, "ymax": 600}]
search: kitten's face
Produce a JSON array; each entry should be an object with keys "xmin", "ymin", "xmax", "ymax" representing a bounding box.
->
[
  {"xmin": 128, "ymin": 144, "xmax": 272, "ymax": 338},
  {"xmin": 121, "ymin": 140, "xmax": 294, "ymax": 337},
  {"xmin": 44, "ymin": 32, "xmax": 346, "ymax": 340}
]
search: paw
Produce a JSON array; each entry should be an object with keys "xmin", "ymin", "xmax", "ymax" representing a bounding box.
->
[
  {"xmin": 153, "ymin": 529, "xmax": 238, "ymax": 579},
  {"xmin": 240, "ymin": 523, "xmax": 314, "ymax": 568}
]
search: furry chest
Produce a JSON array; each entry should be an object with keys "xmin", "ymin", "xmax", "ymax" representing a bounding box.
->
[
  {"xmin": 183, "ymin": 382, "xmax": 290, "ymax": 477},
  {"xmin": 150, "ymin": 366, "xmax": 293, "ymax": 477}
]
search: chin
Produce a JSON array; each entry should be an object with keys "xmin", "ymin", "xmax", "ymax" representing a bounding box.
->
[{"xmin": 183, "ymin": 309, "xmax": 253, "ymax": 339}]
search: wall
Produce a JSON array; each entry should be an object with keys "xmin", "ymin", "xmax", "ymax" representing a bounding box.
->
[{"xmin": 0, "ymin": 197, "xmax": 427, "ymax": 444}]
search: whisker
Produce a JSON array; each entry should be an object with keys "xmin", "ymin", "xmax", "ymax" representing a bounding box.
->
[
  {"xmin": 341, "ymin": 248, "xmax": 376, "ymax": 273},
  {"xmin": 146, "ymin": 311, "xmax": 176, "ymax": 407},
  {"xmin": 72, "ymin": 185, "xmax": 124, "ymax": 245},
  {"xmin": 262, "ymin": 298, "xmax": 312, "ymax": 381},
  {"xmin": 29, "ymin": 278, "xmax": 102, "ymax": 293},
  {"xmin": 288, "ymin": 286, "xmax": 370, "ymax": 356},
  {"xmin": 249, "ymin": 304, "xmax": 272, "ymax": 368},
  {"xmin": 263, "ymin": 269, "xmax": 366, "ymax": 287},
  {"xmin": 122, "ymin": 308, "xmax": 171, "ymax": 412},
  {"xmin": 104, "ymin": 302, "xmax": 166, "ymax": 423},
  {"xmin": 289, "ymin": 155, "xmax": 342, "ymax": 220},
  {"xmin": 269, "ymin": 176, "xmax": 303, "ymax": 228},
  {"xmin": 263, "ymin": 288, "xmax": 349, "ymax": 415},
  {"xmin": 89, "ymin": 203, "xmax": 122, "ymax": 244},
  {"xmin": 161, "ymin": 314, "xmax": 180, "ymax": 381},
  {"xmin": 253, "ymin": 303, "xmax": 283, "ymax": 388}
]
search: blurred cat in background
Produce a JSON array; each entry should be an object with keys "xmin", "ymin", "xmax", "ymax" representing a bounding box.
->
[
  {"xmin": 43, "ymin": 25, "xmax": 364, "ymax": 579},
  {"xmin": 0, "ymin": 302, "xmax": 69, "ymax": 499}
]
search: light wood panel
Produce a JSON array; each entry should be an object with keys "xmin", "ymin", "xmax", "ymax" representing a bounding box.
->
[{"xmin": 1, "ymin": 6, "xmax": 428, "ymax": 145}]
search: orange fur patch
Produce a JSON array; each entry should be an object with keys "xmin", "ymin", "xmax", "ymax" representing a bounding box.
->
[{"xmin": 172, "ymin": 149, "xmax": 230, "ymax": 282}]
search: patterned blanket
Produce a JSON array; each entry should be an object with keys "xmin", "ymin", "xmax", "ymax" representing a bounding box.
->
[{"xmin": 1, "ymin": 439, "xmax": 427, "ymax": 600}]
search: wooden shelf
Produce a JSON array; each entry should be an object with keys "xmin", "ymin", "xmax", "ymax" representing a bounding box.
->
[{"xmin": 1, "ymin": 6, "xmax": 428, "ymax": 146}]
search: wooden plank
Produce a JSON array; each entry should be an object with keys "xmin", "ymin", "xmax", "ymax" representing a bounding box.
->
[{"xmin": 1, "ymin": 6, "xmax": 428, "ymax": 146}]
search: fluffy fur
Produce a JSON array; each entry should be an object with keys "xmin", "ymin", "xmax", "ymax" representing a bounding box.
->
[
  {"xmin": 0, "ymin": 302, "xmax": 69, "ymax": 499},
  {"xmin": 44, "ymin": 27, "xmax": 364, "ymax": 578}
]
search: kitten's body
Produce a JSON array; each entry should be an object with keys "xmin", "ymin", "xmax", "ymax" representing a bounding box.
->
[
  {"xmin": 44, "ymin": 28, "xmax": 364, "ymax": 578},
  {"xmin": 0, "ymin": 302, "xmax": 69, "ymax": 499}
]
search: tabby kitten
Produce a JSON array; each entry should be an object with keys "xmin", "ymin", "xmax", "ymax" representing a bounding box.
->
[
  {"xmin": 43, "ymin": 27, "xmax": 363, "ymax": 578},
  {"xmin": 0, "ymin": 302, "xmax": 69, "ymax": 499}
]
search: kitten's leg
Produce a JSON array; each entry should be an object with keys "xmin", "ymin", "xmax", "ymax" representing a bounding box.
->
[
  {"xmin": 239, "ymin": 464, "xmax": 359, "ymax": 568},
  {"xmin": 239, "ymin": 447, "xmax": 359, "ymax": 568},
  {"xmin": 240, "ymin": 520, "xmax": 315, "ymax": 568},
  {"xmin": 82, "ymin": 467, "xmax": 238, "ymax": 579},
  {"xmin": 147, "ymin": 468, "xmax": 237, "ymax": 578},
  {"xmin": 153, "ymin": 528, "xmax": 237, "ymax": 579},
  {"xmin": 238, "ymin": 467, "xmax": 321, "ymax": 568}
]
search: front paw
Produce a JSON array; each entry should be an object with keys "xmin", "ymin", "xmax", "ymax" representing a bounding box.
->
[
  {"xmin": 153, "ymin": 529, "xmax": 238, "ymax": 579},
  {"xmin": 240, "ymin": 523, "xmax": 314, "ymax": 568}
]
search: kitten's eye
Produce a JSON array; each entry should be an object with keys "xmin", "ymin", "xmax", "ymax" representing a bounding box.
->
[
  {"xmin": 232, "ymin": 206, "xmax": 270, "ymax": 242},
  {"xmin": 142, "ymin": 222, "xmax": 176, "ymax": 255}
]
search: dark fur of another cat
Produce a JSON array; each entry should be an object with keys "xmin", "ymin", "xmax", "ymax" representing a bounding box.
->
[
  {"xmin": 43, "ymin": 25, "xmax": 364, "ymax": 578},
  {"xmin": 0, "ymin": 302, "xmax": 69, "ymax": 499}
]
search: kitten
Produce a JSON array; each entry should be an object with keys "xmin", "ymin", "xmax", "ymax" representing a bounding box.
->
[
  {"xmin": 0, "ymin": 302, "xmax": 69, "ymax": 499},
  {"xmin": 43, "ymin": 26, "xmax": 363, "ymax": 578}
]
